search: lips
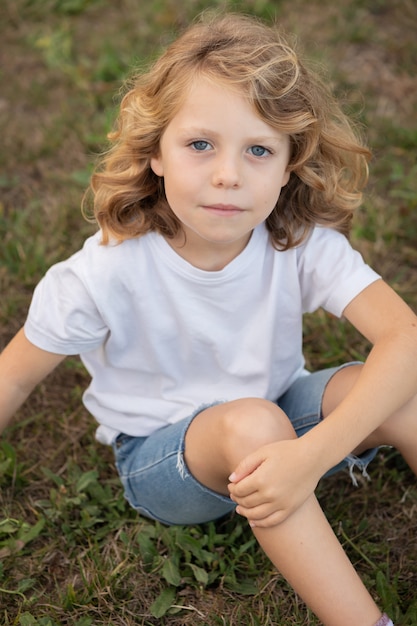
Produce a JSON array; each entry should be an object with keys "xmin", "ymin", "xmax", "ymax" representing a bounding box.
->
[{"xmin": 202, "ymin": 204, "xmax": 244, "ymax": 216}]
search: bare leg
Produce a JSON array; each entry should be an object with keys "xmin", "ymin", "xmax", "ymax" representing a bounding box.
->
[
  {"xmin": 253, "ymin": 496, "xmax": 381, "ymax": 626},
  {"xmin": 185, "ymin": 398, "xmax": 382, "ymax": 625}
]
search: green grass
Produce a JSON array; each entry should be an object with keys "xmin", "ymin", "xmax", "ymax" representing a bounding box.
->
[{"xmin": 1, "ymin": 0, "xmax": 417, "ymax": 623}]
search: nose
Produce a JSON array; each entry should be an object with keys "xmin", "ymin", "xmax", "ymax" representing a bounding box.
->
[{"xmin": 211, "ymin": 152, "xmax": 242, "ymax": 188}]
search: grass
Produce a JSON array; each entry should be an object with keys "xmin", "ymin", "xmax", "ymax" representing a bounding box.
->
[{"xmin": 1, "ymin": 0, "xmax": 417, "ymax": 623}]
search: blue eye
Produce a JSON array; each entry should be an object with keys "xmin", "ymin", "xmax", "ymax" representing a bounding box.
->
[
  {"xmin": 191, "ymin": 140, "xmax": 211, "ymax": 151},
  {"xmin": 249, "ymin": 145, "xmax": 270, "ymax": 157}
]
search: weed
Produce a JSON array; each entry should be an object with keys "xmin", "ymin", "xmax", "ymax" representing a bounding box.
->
[{"xmin": 1, "ymin": 0, "xmax": 416, "ymax": 624}]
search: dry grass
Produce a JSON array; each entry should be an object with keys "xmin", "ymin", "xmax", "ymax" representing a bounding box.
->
[{"xmin": 1, "ymin": 0, "xmax": 416, "ymax": 623}]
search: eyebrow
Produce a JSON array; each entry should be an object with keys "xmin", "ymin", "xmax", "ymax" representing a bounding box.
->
[{"xmin": 178, "ymin": 127, "xmax": 287, "ymax": 144}]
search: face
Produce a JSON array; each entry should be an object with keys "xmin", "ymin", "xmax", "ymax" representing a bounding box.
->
[{"xmin": 151, "ymin": 77, "xmax": 290, "ymax": 270}]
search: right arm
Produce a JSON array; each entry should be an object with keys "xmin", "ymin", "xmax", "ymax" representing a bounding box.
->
[{"xmin": 0, "ymin": 328, "xmax": 65, "ymax": 434}]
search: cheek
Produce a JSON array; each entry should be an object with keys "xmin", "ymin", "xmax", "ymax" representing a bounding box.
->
[{"xmin": 163, "ymin": 169, "xmax": 192, "ymax": 197}]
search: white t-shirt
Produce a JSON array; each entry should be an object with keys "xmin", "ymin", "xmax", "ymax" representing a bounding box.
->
[{"xmin": 24, "ymin": 224, "xmax": 380, "ymax": 444}]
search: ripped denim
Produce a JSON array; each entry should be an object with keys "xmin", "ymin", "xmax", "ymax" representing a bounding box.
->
[{"xmin": 112, "ymin": 363, "xmax": 379, "ymax": 525}]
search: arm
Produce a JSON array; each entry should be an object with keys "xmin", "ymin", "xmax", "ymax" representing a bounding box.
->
[
  {"xmin": 304, "ymin": 279, "xmax": 417, "ymax": 473},
  {"xmin": 229, "ymin": 279, "xmax": 417, "ymax": 525},
  {"xmin": 0, "ymin": 328, "xmax": 66, "ymax": 434}
]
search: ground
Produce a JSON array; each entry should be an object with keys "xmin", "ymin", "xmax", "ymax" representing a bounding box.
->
[{"xmin": 0, "ymin": 0, "xmax": 416, "ymax": 624}]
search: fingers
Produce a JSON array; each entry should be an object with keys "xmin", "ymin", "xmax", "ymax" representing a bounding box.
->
[
  {"xmin": 228, "ymin": 449, "xmax": 264, "ymax": 483},
  {"xmin": 228, "ymin": 460, "xmax": 266, "ymax": 499},
  {"xmin": 228, "ymin": 477, "xmax": 271, "ymax": 508},
  {"xmin": 229, "ymin": 477, "xmax": 300, "ymax": 528},
  {"xmin": 228, "ymin": 477, "xmax": 256, "ymax": 500},
  {"xmin": 229, "ymin": 484, "xmax": 289, "ymax": 527},
  {"xmin": 235, "ymin": 502, "xmax": 290, "ymax": 528},
  {"xmin": 228, "ymin": 461, "xmax": 281, "ymax": 521},
  {"xmin": 229, "ymin": 490, "xmax": 260, "ymax": 509}
]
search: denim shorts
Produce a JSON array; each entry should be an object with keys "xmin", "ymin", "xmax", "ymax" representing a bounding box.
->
[{"xmin": 112, "ymin": 363, "xmax": 378, "ymax": 526}]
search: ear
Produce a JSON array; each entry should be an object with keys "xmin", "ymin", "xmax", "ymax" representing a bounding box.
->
[
  {"xmin": 281, "ymin": 169, "xmax": 291, "ymax": 188},
  {"xmin": 150, "ymin": 155, "xmax": 164, "ymax": 177}
]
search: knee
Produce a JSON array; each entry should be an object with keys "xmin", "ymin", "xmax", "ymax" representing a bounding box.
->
[{"xmin": 221, "ymin": 398, "xmax": 296, "ymax": 454}]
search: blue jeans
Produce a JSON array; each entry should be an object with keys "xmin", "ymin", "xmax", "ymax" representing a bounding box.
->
[{"xmin": 112, "ymin": 364, "xmax": 378, "ymax": 525}]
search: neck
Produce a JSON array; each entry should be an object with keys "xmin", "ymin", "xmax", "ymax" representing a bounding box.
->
[{"xmin": 164, "ymin": 231, "xmax": 253, "ymax": 271}]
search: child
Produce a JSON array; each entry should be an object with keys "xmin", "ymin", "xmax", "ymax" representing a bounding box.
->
[{"xmin": 1, "ymin": 12, "xmax": 415, "ymax": 626}]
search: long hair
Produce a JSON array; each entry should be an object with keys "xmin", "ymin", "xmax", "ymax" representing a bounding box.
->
[{"xmin": 87, "ymin": 12, "xmax": 370, "ymax": 249}]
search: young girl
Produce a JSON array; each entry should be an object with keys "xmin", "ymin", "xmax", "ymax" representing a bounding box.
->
[{"xmin": 1, "ymin": 12, "xmax": 416, "ymax": 626}]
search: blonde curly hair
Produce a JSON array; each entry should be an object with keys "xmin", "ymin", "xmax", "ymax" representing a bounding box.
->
[{"xmin": 88, "ymin": 12, "xmax": 370, "ymax": 249}]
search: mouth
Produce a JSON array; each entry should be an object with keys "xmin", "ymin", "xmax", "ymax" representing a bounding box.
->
[{"xmin": 202, "ymin": 204, "xmax": 244, "ymax": 216}]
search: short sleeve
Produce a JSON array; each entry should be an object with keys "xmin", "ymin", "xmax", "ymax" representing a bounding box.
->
[
  {"xmin": 298, "ymin": 228, "xmax": 381, "ymax": 317},
  {"xmin": 24, "ymin": 253, "xmax": 109, "ymax": 355}
]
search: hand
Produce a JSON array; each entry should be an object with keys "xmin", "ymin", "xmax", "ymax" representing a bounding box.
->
[{"xmin": 228, "ymin": 438, "xmax": 321, "ymax": 528}]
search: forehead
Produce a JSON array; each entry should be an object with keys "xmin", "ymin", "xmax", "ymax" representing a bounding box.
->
[{"xmin": 167, "ymin": 76, "xmax": 279, "ymax": 135}]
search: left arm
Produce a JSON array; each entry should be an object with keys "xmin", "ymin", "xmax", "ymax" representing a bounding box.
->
[
  {"xmin": 306, "ymin": 279, "xmax": 417, "ymax": 471},
  {"xmin": 228, "ymin": 279, "xmax": 417, "ymax": 525}
]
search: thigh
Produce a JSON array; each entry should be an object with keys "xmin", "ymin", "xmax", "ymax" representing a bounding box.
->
[
  {"xmin": 112, "ymin": 411, "xmax": 235, "ymax": 526},
  {"xmin": 277, "ymin": 367, "xmax": 343, "ymax": 436}
]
